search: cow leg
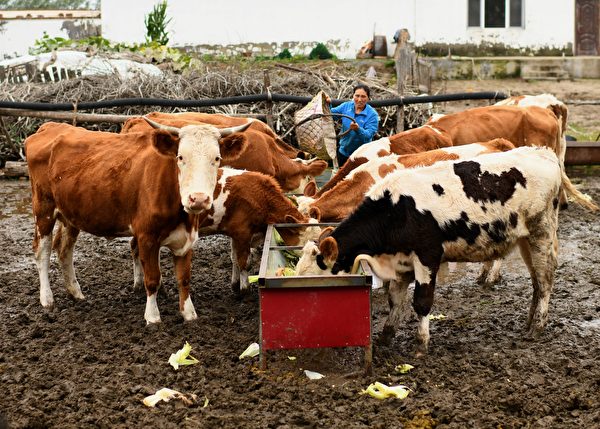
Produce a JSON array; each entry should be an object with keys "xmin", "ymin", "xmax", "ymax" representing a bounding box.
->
[
  {"xmin": 232, "ymin": 240, "xmax": 252, "ymax": 294},
  {"xmin": 380, "ymin": 272, "xmax": 414, "ymax": 345},
  {"xmin": 137, "ymin": 237, "xmax": 162, "ymax": 324},
  {"xmin": 53, "ymin": 221, "xmax": 84, "ymax": 301},
  {"xmin": 130, "ymin": 237, "xmax": 144, "ymax": 290},
  {"xmin": 230, "ymin": 242, "xmax": 241, "ymax": 295},
  {"xmin": 476, "ymin": 259, "xmax": 503, "ymax": 287},
  {"xmin": 33, "ymin": 203, "xmax": 57, "ymax": 309},
  {"xmin": 172, "ymin": 250, "xmax": 197, "ymax": 321},
  {"xmin": 412, "ymin": 259, "xmax": 439, "ymax": 356},
  {"xmin": 518, "ymin": 232, "xmax": 558, "ymax": 338}
]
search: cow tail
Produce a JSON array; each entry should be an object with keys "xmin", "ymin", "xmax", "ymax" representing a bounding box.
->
[{"xmin": 560, "ymin": 169, "xmax": 599, "ymax": 211}]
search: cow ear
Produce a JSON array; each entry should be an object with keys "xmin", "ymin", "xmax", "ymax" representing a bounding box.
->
[
  {"xmin": 308, "ymin": 206, "xmax": 321, "ymax": 221},
  {"xmin": 303, "ymin": 180, "xmax": 317, "ymax": 197},
  {"xmin": 219, "ymin": 133, "xmax": 247, "ymax": 162},
  {"xmin": 152, "ymin": 130, "xmax": 179, "ymax": 157},
  {"xmin": 284, "ymin": 214, "xmax": 303, "ymax": 224},
  {"xmin": 121, "ymin": 117, "xmax": 148, "ymax": 134},
  {"xmin": 319, "ymin": 226, "xmax": 334, "ymax": 242},
  {"xmin": 319, "ymin": 236, "xmax": 338, "ymax": 263}
]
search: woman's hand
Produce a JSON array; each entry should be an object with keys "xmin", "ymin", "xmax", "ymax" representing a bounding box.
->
[{"xmin": 349, "ymin": 122, "xmax": 359, "ymax": 131}]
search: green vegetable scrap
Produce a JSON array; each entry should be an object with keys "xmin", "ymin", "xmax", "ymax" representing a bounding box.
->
[
  {"xmin": 168, "ymin": 342, "xmax": 199, "ymax": 370},
  {"xmin": 361, "ymin": 382, "xmax": 410, "ymax": 400}
]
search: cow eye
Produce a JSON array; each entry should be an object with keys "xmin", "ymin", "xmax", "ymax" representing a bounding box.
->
[
  {"xmin": 177, "ymin": 155, "xmax": 184, "ymax": 162},
  {"xmin": 215, "ymin": 155, "xmax": 222, "ymax": 162}
]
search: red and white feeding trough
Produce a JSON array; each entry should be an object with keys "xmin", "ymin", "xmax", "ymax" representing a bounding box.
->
[{"xmin": 257, "ymin": 223, "xmax": 374, "ymax": 374}]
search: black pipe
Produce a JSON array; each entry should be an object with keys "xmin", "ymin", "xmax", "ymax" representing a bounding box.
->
[{"xmin": 0, "ymin": 91, "xmax": 507, "ymax": 111}]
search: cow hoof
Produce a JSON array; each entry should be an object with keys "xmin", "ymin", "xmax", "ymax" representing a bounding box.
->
[
  {"xmin": 231, "ymin": 282, "xmax": 241, "ymax": 296},
  {"xmin": 377, "ymin": 326, "xmax": 396, "ymax": 346},
  {"xmin": 559, "ymin": 202, "xmax": 569, "ymax": 211},
  {"xmin": 145, "ymin": 317, "xmax": 161, "ymax": 325}
]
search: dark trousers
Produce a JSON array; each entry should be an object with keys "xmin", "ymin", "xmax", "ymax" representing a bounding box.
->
[{"xmin": 336, "ymin": 149, "xmax": 349, "ymax": 167}]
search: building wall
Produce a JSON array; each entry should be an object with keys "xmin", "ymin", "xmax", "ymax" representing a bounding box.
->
[
  {"xmin": 101, "ymin": 0, "xmax": 415, "ymax": 58},
  {"xmin": 0, "ymin": 19, "xmax": 100, "ymax": 59},
  {"xmin": 0, "ymin": 1, "xmax": 576, "ymax": 60}
]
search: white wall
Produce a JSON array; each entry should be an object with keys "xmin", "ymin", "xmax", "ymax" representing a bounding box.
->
[
  {"xmin": 413, "ymin": 0, "xmax": 574, "ymax": 49},
  {"xmin": 0, "ymin": 18, "xmax": 101, "ymax": 59},
  {"xmin": 101, "ymin": 0, "xmax": 413, "ymax": 58},
  {"xmin": 1, "ymin": 20, "xmax": 71, "ymax": 59},
  {"xmin": 1, "ymin": 0, "xmax": 575, "ymax": 60}
]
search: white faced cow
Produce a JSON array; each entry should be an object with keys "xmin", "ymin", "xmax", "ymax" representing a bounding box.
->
[
  {"xmin": 26, "ymin": 118, "xmax": 249, "ymax": 324},
  {"xmin": 297, "ymin": 147, "xmax": 562, "ymax": 356}
]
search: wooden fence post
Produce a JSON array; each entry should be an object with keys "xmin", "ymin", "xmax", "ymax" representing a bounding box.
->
[
  {"xmin": 263, "ymin": 69, "xmax": 274, "ymax": 129},
  {"xmin": 395, "ymin": 29, "xmax": 412, "ymax": 133}
]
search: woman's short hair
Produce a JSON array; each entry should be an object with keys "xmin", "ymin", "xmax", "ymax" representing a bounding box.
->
[{"xmin": 353, "ymin": 84, "xmax": 371, "ymax": 98}]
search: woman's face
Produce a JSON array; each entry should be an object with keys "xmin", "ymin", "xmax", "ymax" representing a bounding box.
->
[{"xmin": 353, "ymin": 88, "xmax": 369, "ymax": 110}]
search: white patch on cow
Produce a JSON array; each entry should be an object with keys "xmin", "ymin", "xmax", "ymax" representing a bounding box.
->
[
  {"xmin": 412, "ymin": 256, "xmax": 433, "ymax": 285},
  {"xmin": 288, "ymin": 174, "xmax": 313, "ymax": 195},
  {"xmin": 144, "ymin": 293, "xmax": 161, "ymax": 324},
  {"xmin": 132, "ymin": 254, "xmax": 144, "ymax": 289},
  {"xmin": 416, "ymin": 316, "xmax": 430, "ymax": 353},
  {"xmin": 294, "ymin": 195, "xmax": 316, "ymax": 216},
  {"xmin": 423, "ymin": 124, "xmax": 443, "ymax": 135},
  {"xmin": 347, "ymin": 154, "xmax": 404, "ymax": 180},
  {"xmin": 161, "ymin": 224, "xmax": 198, "ymax": 257},
  {"xmin": 181, "ymin": 296, "xmax": 197, "ymax": 321},
  {"xmin": 495, "ymin": 93, "xmax": 562, "ymax": 108},
  {"xmin": 176, "ymin": 125, "xmax": 223, "ymax": 214},
  {"xmin": 239, "ymin": 270, "xmax": 250, "ymax": 292},
  {"xmin": 200, "ymin": 167, "xmax": 243, "ymax": 233},
  {"xmin": 351, "ymin": 137, "xmax": 391, "ymax": 160},
  {"xmin": 428, "ymin": 113, "xmax": 446, "ymax": 122},
  {"xmin": 295, "ymin": 241, "xmax": 329, "ymax": 276},
  {"xmin": 298, "ymin": 218, "xmax": 322, "ymax": 244},
  {"xmin": 439, "ymin": 143, "xmax": 488, "ymax": 158},
  {"xmin": 59, "ymin": 245, "xmax": 84, "ymax": 300},
  {"xmin": 36, "ymin": 235, "xmax": 54, "ymax": 308}
]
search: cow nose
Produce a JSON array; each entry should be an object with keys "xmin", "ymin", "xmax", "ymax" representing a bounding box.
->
[{"xmin": 187, "ymin": 193, "xmax": 212, "ymax": 211}]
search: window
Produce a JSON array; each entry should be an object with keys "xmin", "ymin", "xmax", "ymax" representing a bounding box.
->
[{"xmin": 468, "ymin": 0, "xmax": 523, "ymax": 28}]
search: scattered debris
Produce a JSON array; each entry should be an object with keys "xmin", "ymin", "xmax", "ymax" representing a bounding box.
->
[
  {"xmin": 239, "ymin": 342, "xmax": 260, "ymax": 360},
  {"xmin": 428, "ymin": 314, "xmax": 447, "ymax": 320},
  {"xmin": 142, "ymin": 387, "xmax": 195, "ymax": 407},
  {"xmin": 361, "ymin": 382, "xmax": 410, "ymax": 400},
  {"xmin": 395, "ymin": 363, "xmax": 415, "ymax": 374},
  {"xmin": 168, "ymin": 342, "xmax": 199, "ymax": 370},
  {"xmin": 304, "ymin": 370, "xmax": 325, "ymax": 380}
]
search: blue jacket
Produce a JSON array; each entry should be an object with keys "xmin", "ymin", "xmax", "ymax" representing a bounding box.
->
[{"xmin": 331, "ymin": 101, "xmax": 379, "ymax": 157}]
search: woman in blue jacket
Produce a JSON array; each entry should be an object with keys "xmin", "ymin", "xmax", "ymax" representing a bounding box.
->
[{"xmin": 328, "ymin": 84, "xmax": 379, "ymax": 166}]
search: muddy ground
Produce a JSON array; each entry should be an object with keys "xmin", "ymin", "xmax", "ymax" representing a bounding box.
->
[{"xmin": 1, "ymin": 79, "xmax": 600, "ymax": 429}]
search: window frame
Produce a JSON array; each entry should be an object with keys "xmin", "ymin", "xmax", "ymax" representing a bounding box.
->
[{"xmin": 467, "ymin": 0, "xmax": 524, "ymax": 29}]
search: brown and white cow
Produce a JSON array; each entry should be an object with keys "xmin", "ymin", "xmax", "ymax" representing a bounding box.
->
[
  {"xmin": 25, "ymin": 119, "xmax": 248, "ymax": 324},
  {"xmin": 197, "ymin": 167, "xmax": 320, "ymax": 294},
  {"xmin": 123, "ymin": 113, "xmax": 326, "ymax": 193},
  {"xmin": 131, "ymin": 167, "xmax": 321, "ymax": 295},
  {"xmin": 297, "ymin": 146, "xmax": 563, "ymax": 356},
  {"xmin": 313, "ymin": 104, "xmax": 595, "ymax": 210},
  {"xmin": 297, "ymin": 138, "xmax": 517, "ymax": 223}
]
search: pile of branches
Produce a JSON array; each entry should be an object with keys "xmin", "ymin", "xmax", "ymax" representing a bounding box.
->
[{"xmin": 0, "ymin": 61, "xmax": 434, "ymax": 164}]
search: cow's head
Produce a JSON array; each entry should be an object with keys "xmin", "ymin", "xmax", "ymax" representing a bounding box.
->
[{"xmin": 145, "ymin": 117, "xmax": 250, "ymax": 214}]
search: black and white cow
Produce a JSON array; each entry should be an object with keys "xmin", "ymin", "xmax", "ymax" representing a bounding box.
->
[{"xmin": 297, "ymin": 146, "xmax": 562, "ymax": 355}]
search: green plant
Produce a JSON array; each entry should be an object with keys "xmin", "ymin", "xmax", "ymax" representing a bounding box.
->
[
  {"xmin": 275, "ymin": 48, "xmax": 292, "ymax": 60},
  {"xmin": 308, "ymin": 43, "xmax": 334, "ymax": 60},
  {"xmin": 144, "ymin": 0, "xmax": 172, "ymax": 46}
]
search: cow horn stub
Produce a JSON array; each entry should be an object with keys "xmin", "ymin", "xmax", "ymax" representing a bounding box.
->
[
  {"xmin": 218, "ymin": 122, "xmax": 252, "ymax": 137},
  {"xmin": 143, "ymin": 116, "xmax": 180, "ymax": 135}
]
